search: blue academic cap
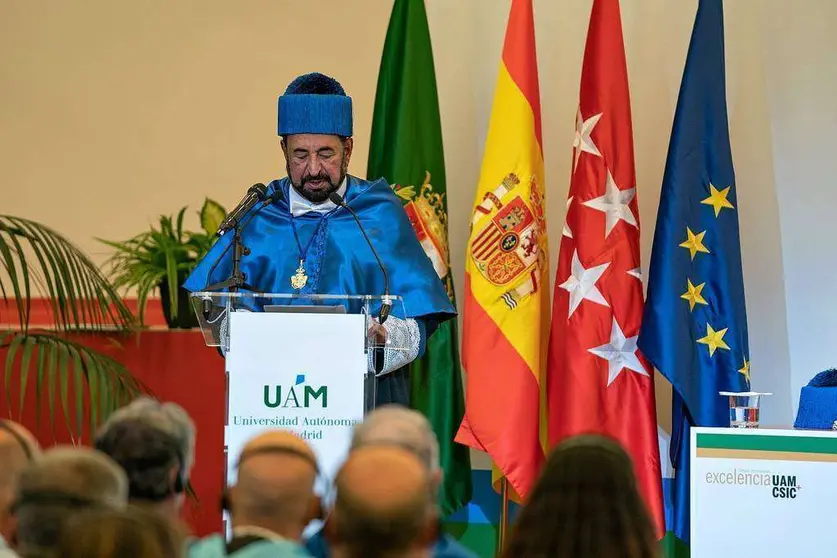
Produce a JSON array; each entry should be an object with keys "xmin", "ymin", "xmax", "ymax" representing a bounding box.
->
[
  {"xmin": 794, "ymin": 369, "xmax": 837, "ymax": 430},
  {"xmin": 277, "ymin": 72, "xmax": 353, "ymax": 137}
]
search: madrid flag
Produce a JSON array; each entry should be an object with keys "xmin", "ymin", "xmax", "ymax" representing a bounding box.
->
[
  {"xmin": 546, "ymin": 0, "xmax": 664, "ymax": 536},
  {"xmin": 457, "ymin": 0, "xmax": 549, "ymax": 500}
]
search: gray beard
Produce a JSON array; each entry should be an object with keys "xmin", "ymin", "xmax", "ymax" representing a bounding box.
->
[
  {"xmin": 291, "ymin": 179, "xmax": 341, "ymax": 203},
  {"xmin": 286, "ymin": 164, "xmax": 348, "ymax": 203}
]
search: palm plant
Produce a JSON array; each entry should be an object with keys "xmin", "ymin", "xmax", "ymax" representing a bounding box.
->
[
  {"xmin": 0, "ymin": 216, "xmax": 145, "ymax": 441},
  {"xmin": 98, "ymin": 199, "xmax": 225, "ymax": 328}
]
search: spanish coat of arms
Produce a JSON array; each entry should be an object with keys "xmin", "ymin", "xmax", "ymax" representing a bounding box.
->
[{"xmin": 468, "ymin": 173, "xmax": 547, "ymax": 309}]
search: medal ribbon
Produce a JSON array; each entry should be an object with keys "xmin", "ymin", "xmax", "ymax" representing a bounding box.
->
[{"xmin": 289, "ymin": 208, "xmax": 337, "ymax": 289}]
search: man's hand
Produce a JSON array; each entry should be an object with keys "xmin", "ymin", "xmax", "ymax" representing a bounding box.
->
[{"xmin": 367, "ymin": 320, "xmax": 388, "ymax": 345}]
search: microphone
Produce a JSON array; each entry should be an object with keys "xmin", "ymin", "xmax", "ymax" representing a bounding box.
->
[
  {"xmin": 261, "ymin": 188, "xmax": 284, "ymax": 207},
  {"xmin": 203, "ymin": 185, "xmax": 284, "ymax": 294},
  {"xmin": 216, "ymin": 183, "xmax": 268, "ymax": 236},
  {"xmin": 328, "ymin": 192, "xmax": 392, "ymax": 324}
]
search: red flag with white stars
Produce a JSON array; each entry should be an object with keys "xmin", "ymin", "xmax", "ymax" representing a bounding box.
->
[{"xmin": 546, "ymin": 0, "xmax": 664, "ymax": 537}]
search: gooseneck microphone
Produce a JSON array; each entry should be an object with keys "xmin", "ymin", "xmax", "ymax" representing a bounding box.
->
[
  {"xmin": 202, "ymin": 185, "xmax": 284, "ymax": 300},
  {"xmin": 215, "ymin": 183, "xmax": 269, "ymax": 236},
  {"xmin": 328, "ymin": 192, "xmax": 392, "ymax": 324}
]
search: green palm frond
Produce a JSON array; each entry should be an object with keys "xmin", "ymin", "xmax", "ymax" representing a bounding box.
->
[
  {"xmin": 1, "ymin": 330, "xmax": 147, "ymax": 441},
  {"xmin": 1, "ymin": 216, "xmax": 146, "ymax": 440},
  {"xmin": 0, "ymin": 216, "xmax": 136, "ymax": 332}
]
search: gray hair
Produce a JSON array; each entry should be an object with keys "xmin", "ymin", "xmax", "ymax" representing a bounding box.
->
[
  {"xmin": 350, "ymin": 405, "xmax": 439, "ymax": 472},
  {"xmin": 13, "ymin": 446, "xmax": 128, "ymax": 557},
  {"xmin": 94, "ymin": 397, "xmax": 196, "ymax": 502}
]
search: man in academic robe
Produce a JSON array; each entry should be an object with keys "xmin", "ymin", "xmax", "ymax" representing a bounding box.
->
[{"xmin": 184, "ymin": 72, "xmax": 455, "ymax": 406}]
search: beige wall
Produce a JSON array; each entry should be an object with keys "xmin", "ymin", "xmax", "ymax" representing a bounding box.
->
[{"xmin": 2, "ymin": 0, "xmax": 834, "ymax": 434}]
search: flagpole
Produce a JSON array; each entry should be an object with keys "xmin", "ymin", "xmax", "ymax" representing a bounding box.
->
[{"xmin": 497, "ymin": 478, "xmax": 510, "ymax": 555}]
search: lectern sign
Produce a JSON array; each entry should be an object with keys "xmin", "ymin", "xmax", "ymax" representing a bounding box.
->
[
  {"xmin": 225, "ymin": 311, "xmax": 366, "ymax": 485},
  {"xmin": 691, "ymin": 427, "xmax": 837, "ymax": 557}
]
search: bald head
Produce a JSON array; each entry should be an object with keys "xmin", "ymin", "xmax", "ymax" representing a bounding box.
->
[
  {"xmin": 0, "ymin": 421, "xmax": 37, "ymax": 489},
  {"xmin": 229, "ymin": 430, "xmax": 319, "ymax": 540},
  {"xmin": 329, "ymin": 446, "xmax": 434, "ymax": 558},
  {"xmin": 0, "ymin": 421, "xmax": 38, "ymax": 540},
  {"xmin": 0, "ymin": 421, "xmax": 38, "ymax": 457}
]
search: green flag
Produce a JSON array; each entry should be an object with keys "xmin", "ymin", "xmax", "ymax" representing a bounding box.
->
[{"xmin": 367, "ymin": 0, "xmax": 472, "ymax": 515}]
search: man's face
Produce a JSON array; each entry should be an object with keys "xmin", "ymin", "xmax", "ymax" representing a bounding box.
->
[{"xmin": 282, "ymin": 134, "xmax": 353, "ymax": 203}]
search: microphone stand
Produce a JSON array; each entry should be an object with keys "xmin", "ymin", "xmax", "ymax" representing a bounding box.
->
[
  {"xmin": 200, "ymin": 224, "xmax": 254, "ymax": 337},
  {"xmin": 198, "ymin": 188, "xmax": 283, "ymax": 358},
  {"xmin": 203, "ymin": 189, "xmax": 284, "ymax": 294},
  {"xmin": 203, "ymin": 224, "xmax": 255, "ymax": 293}
]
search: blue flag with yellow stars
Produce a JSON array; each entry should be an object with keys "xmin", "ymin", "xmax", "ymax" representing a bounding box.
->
[{"xmin": 638, "ymin": 0, "xmax": 750, "ymax": 547}]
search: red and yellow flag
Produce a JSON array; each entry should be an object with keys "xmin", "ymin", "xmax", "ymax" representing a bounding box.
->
[{"xmin": 456, "ymin": 0, "xmax": 549, "ymax": 500}]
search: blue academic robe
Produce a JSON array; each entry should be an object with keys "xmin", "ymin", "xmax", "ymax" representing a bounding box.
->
[{"xmin": 183, "ymin": 175, "xmax": 456, "ymax": 405}]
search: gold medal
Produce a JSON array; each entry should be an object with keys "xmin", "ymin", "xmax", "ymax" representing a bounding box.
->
[{"xmin": 290, "ymin": 259, "xmax": 308, "ymax": 290}]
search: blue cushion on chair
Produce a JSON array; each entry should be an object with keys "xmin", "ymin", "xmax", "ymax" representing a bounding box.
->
[{"xmin": 794, "ymin": 369, "xmax": 837, "ymax": 430}]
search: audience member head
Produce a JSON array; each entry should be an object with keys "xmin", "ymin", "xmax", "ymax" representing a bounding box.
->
[
  {"xmin": 225, "ymin": 430, "xmax": 320, "ymax": 541},
  {"xmin": 501, "ymin": 435, "xmax": 658, "ymax": 558},
  {"xmin": 10, "ymin": 446, "xmax": 128, "ymax": 558},
  {"xmin": 350, "ymin": 405, "xmax": 441, "ymax": 491},
  {"xmin": 57, "ymin": 506, "xmax": 184, "ymax": 558},
  {"xmin": 94, "ymin": 397, "xmax": 195, "ymax": 519},
  {"xmin": 326, "ymin": 445, "xmax": 435, "ymax": 558},
  {"xmin": 0, "ymin": 420, "xmax": 39, "ymax": 543}
]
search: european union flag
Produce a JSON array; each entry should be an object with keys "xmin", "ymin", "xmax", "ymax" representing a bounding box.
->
[{"xmin": 638, "ymin": 0, "xmax": 750, "ymax": 547}]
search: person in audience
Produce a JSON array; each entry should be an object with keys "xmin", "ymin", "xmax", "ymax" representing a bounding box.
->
[
  {"xmin": 325, "ymin": 445, "xmax": 435, "ymax": 558},
  {"xmin": 94, "ymin": 397, "xmax": 196, "ymax": 522},
  {"xmin": 8, "ymin": 446, "xmax": 128, "ymax": 558},
  {"xmin": 189, "ymin": 430, "xmax": 319, "ymax": 558},
  {"xmin": 0, "ymin": 421, "xmax": 39, "ymax": 558},
  {"xmin": 57, "ymin": 507, "xmax": 185, "ymax": 558},
  {"xmin": 306, "ymin": 405, "xmax": 476, "ymax": 558},
  {"xmin": 500, "ymin": 435, "xmax": 659, "ymax": 558}
]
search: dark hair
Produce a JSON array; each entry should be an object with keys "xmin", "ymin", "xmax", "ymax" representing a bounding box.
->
[
  {"xmin": 284, "ymin": 72, "xmax": 346, "ymax": 96},
  {"xmin": 501, "ymin": 435, "xmax": 658, "ymax": 558},
  {"xmin": 94, "ymin": 419, "xmax": 185, "ymax": 502},
  {"xmin": 280, "ymin": 135, "xmax": 350, "ymax": 146},
  {"xmin": 57, "ymin": 507, "xmax": 184, "ymax": 558}
]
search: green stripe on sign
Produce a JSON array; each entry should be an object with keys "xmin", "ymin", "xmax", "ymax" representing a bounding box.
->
[{"xmin": 696, "ymin": 433, "xmax": 837, "ymax": 454}]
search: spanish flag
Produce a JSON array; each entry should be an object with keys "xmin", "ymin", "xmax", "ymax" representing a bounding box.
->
[{"xmin": 456, "ymin": 0, "xmax": 549, "ymax": 500}]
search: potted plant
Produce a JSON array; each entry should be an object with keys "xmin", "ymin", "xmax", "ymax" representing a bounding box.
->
[
  {"xmin": 0, "ymin": 215, "xmax": 145, "ymax": 439},
  {"xmin": 99, "ymin": 199, "xmax": 226, "ymax": 329}
]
